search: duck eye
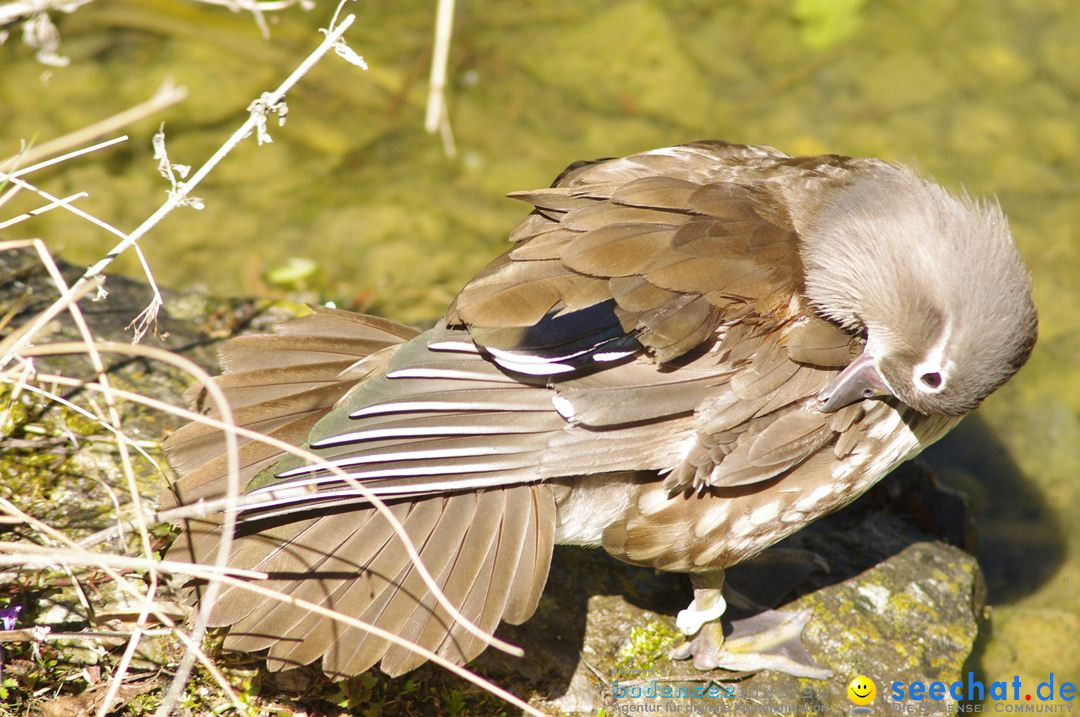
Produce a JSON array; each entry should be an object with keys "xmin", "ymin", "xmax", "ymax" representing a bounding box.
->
[{"xmin": 920, "ymin": 372, "xmax": 942, "ymax": 389}]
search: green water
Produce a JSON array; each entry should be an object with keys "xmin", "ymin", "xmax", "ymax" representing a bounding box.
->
[{"xmin": 2, "ymin": 0, "xmax": 1078, "ymax": 705}]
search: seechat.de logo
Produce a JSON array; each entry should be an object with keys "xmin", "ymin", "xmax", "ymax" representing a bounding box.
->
[{"xmin": 849, "ymin": 675, "xmax": 877, "ymax": 715}]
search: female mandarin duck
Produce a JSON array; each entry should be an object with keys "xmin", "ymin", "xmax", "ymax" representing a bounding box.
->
[{"xmin": 163, "ymin": 141, "xmax": 1037, "ymax": 680}]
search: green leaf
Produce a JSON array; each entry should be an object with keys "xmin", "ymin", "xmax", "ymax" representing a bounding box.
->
[
  {"xmin": 266, "ymin": 257, "xmax": 318, "ymax": 288},
  {"xmin": 792, "ymin": 0, "xmax": 867, "ymax": 50}
]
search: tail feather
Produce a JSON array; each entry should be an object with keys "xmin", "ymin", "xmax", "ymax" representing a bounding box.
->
[
  {"xmin": 162, "ymin": 307, "xmax": 415, "ymax": 508},
  {"xmin": 163, "ymin": 307, "xmax": 559, "ymax": 677}
]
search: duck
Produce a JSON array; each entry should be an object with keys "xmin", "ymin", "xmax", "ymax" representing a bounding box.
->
[{"xmin": 162, "ymin": 141, "xmax": 1037, "ymax": 681}]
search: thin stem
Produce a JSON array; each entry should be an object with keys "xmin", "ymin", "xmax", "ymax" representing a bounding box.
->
[
  {"xmin": 0, "ymin": 14, "xmax": 357, "ymax": 369},
  {"xmin": 425, "ymin": 0, "xmax": 455, "ymax": 138}
]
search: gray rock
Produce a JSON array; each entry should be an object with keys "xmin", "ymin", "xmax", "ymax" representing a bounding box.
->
[{"xmin": 472, "ymin": 463, "xmax": 983, "ymax": 715}]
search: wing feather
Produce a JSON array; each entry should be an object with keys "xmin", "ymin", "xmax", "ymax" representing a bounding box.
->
[{"xmin": 449, "ymin": 143, "xmax": 804, "ymax": 368}]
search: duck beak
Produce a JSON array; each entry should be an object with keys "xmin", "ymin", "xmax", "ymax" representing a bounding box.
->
[{"xmin": 818, "ymin": 349, "xmax": 892, "ymax": 412}]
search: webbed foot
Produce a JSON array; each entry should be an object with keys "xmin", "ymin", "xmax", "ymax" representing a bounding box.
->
[
  {"xmin": 669, "ymin": 569, "xmax": 831, "ymax": 679},
  {"xmin": 669, "ymin": 607, "xmax": 830, "ymax": 679}
]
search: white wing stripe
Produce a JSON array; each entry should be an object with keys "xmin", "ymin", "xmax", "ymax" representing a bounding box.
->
[
  {"xmin": 234, "ymin": 475, "xmax": 527, "ymax": 516},
  {"xmin": 427, "ymin": 340, "xmax": 480, "ymax": 353},
  {"xmin": 349, "ymin": 399, "xmax": 543, "ymax": 419},
  {"xmin": 386, "ymin": 367, "xmax": 502, "ymax": 380},
  {"xmin": 261, "ymin": 458, "xmax": 532, "ymax": 491},
  {"xmin": 276, "ymin": 444, "xmax": 525, "ymax": 478},
  {"xmin": 311, "ymin": 423, "xmax": 542, "ymax": 448}
]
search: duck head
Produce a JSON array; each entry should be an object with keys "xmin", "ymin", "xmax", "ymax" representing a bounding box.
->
[{"xmin": 801, "ymin": 165, "xmax": 1037, "ymax": 417}]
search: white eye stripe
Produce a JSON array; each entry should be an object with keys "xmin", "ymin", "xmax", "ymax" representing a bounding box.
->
[{"xmin": 913, "ymin": 321, "xmax": 953, "ymax": 394}]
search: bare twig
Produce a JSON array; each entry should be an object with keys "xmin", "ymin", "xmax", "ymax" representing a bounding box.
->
[
  {"xmin": 187, "ymin": 0, "xmax": 316, "ymax": 39},
  {"xmin": 0, "ymin": 0, "xmax": 308, "ymax": 29},
  {"xmin": 0, "ymin": 627, "xmax": 172, "ymax": 642},
  {"xmin": 192, "ymin": 0, "xmax": 314, "ymax": 11},
  {"xmin": 1, "ymin": 536, "xmax": 544, "ymax": 715},
  {"xmin": 0, "ymin": 542, "xmax": 267, "ymax": 585},
  {"xmin": 0, "ymin": 504, "xmax": 251, "ymax": 716},
  {"xmin": 0, "ymin": 135, "xmax": 129, "ymax": 179},
  {"xmin": 0, "ymin": 191, "xmax": 87, "ymax": 231},
  {"xmin": 0, "ymin": 0, "xmax": 92, "ymax": 26},
  {"xmin": 425, "ymin": 0, "xmax": 457, "ymax": 158},
  {"xmin": 0, "ymin": 83, "xmax": 186, "ymax": 173},
  {"xmin": 19, "ymin": 8, "xmax": 69, "ymax": 65},
  {"xmin": 11, "ymin": 378, "xmax": 166, "ymax": 500},
  {"xmin": 0, "ymin": 15, "xmax": 359, "ymax": 365}
]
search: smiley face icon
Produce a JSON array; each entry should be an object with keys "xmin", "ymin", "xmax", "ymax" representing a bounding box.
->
[{"xmin": 848, "ymin": 675, "xmax": 876, "ymax": 705}]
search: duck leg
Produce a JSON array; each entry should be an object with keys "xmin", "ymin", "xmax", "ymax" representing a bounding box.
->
[{"xmin": 669, "ymin": 569, "xmax": 831, "ymax": 679}]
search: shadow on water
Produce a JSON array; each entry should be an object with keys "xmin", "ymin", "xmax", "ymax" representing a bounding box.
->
[
  {"xmin": 922, "ymin": 413, "xmax": 1067, "ymax": 706},
  {"xmin": 921, "ymin": 414, "xmax": 1066, "ymax": 605}
]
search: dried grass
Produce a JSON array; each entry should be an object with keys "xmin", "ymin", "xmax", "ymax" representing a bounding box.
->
[{"xmin": 0, "ymin": 4, "xmax": 539, "ymax": 715}]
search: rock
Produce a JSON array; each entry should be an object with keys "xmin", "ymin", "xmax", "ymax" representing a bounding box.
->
[{"xmin": 472, "ymin": 462, "xmax": 984, "ymax": 715}]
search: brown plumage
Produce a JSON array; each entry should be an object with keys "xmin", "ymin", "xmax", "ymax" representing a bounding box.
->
[{"xmin": 163, "ymin": 141, "xmax": 1037, "ymax": 679}]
